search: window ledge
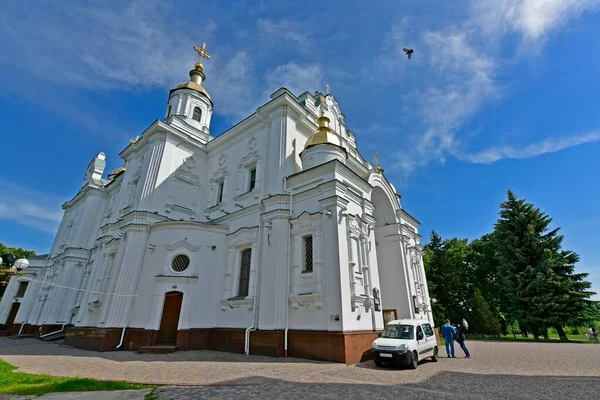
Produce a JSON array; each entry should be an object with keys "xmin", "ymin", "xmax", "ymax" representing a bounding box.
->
[
  {"xmin": 233, "ymin": 189, "xmax": 259, "ymax": 201},
  {"xmin": 289, "ymin": 293, "xmax": 324, "ymax": 309},
  {"xmin": 220, "ymin": 297, "xmax": 255, "ymax": 311}
]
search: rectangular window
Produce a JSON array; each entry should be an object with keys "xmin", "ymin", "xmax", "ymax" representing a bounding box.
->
[
  {"xmin": 422, "ymin": 323, "xmax": 434, "ymax": 337},
  {"xmin": 303, "ymin": 235, "xmax": 313, "ymax": 272},
  {"xmin": 16, "ymin": 282, "xmax": 28, "ymax": 298},
  {"xmin": 248, "ymin": 168, "xmax": 256, "ymax": 191},
  {"xmin": 237, "ymin": 248, "xmax": 252, "ymax": 297},
  {"xmin": 217, "ymin": 181, "xmax": 224, "ymax": 204}
]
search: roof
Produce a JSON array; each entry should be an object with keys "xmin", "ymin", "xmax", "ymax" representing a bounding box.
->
[{"xmin": 387, "ymin": 319, "xmax": 430, "ymax": 326}]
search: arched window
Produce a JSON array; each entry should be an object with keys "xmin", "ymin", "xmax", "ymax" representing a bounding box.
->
[
  {"xmin": 192, "ymin": 107, "xmax": 202, "ymax": 122},
  {"xmin": 237, "ymin": 248, "xmax": 252, "ymax": 297}
]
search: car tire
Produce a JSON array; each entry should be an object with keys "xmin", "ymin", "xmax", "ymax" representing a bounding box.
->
[
  {"xmin": 409, "ymin": 351, "xmax": 418, "ymax": 369},
  {"xmin": 431, "ymin": 346, "xmax": 439, "ymax": 362}
]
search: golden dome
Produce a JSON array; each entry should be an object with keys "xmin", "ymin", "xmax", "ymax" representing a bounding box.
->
[
  {"xmin": 304, "ymin": 95, "xmax": 343, "ymax": 150},
  {"xmin": 304, "ymin": 115, "xmax": 342, "ymax": 149},
  {"xmin": 172, "ymin": 79, "xmax": 211, "ymax": 100}
]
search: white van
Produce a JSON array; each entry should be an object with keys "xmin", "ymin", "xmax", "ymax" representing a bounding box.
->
[{"xmin": 371, "ymin": 318, "xmax": 439, "ymax": 368}]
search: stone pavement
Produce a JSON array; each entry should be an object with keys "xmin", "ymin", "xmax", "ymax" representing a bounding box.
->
[
  {"xmin": 1, "ymin": 338, "xmax": 598, "ymax": 399},
  {"xmin": 0, "ymin": 390, "xmax": 150, "ymax": 400}
]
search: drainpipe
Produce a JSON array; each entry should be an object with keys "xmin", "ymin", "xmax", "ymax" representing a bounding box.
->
[
  {"xmin": 283, "ymin": 176, "xmax": 293, "ymax": 357},
  {"xmin": 116, "ymin": 230, "xmax": 150, "ymax": 350},
  {"xmin": 244, "ymin": 109, "xmax": 269, "ymax": 355},
  {"xmin": 245, "ymin": 199, "xmax": 265, "ymax": 355}
]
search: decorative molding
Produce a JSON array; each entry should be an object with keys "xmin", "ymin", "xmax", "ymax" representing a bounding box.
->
[
  {"xmin": 227, "ymin": 227, "xmax": 259, "ymax": 247},
  {"xmin": 209, "ymin": 166, "xmax": 228, "ymax": 183},
  {"xmin": 247, "ymin": 136, "xmax": 257, "ymax": 150},
  {"xmin": 238, "ymin": 151, "xmax": 260, "ymax": 169},
  {"xmin": 166, "ymin": 240, "xmax": 201, "ymax": 252},
  {"xmin": 219, "ymin": 297, "xmax": 255, "ymax": 311},
  {"xmin": 289, "ymin": 293, "xmax": 324, "ymax": 309},
  {"xmin": 290, "ymin": 212, "xmax": 322, "ymax": 235},
  {"xmin": 218, "ymin": 153, "xmax": 227, "ymax": 166}
]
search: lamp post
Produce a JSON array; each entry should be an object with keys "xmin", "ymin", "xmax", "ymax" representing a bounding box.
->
[{"xmin": 0, "ymin": 254, "xmax": 30, "ymax": 285}]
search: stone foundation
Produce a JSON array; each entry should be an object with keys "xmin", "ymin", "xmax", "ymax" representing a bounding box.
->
[{"xmin": 64, "ymin": 326, "xmax": 380, "ymax": 365}]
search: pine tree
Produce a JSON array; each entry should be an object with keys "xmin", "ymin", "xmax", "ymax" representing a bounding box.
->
[
  {"xmin": 470, "ymin": 288, "xmax": 501, "ymax": 335},
  {"xmin": 493, "ymin": 190, "xmax": 596, "ymax": 340}
]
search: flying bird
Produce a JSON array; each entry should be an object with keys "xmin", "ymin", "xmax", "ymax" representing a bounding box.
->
[{"xmin": 403, "ymin": 48, "xmax": 414, "ymax": 59}]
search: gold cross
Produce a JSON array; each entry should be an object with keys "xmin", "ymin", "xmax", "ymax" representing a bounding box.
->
[
  {"xmin": 193, "ymin": 43, "xmax": 211, "ymax": 63},
  {"xmin": 325, "ymin": 83, "xmax": 330, "ymax": 94}
]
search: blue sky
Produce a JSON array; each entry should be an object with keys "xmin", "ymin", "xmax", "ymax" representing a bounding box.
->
[{"xmin": 1, "ymin": 0, "xmax": 599, "ymax": 298}]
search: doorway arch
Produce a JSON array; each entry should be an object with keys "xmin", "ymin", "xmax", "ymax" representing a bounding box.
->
[
  {"xmin": 158, "ymin": 291, "xmax": 183, "ymax": 345},
  {"xmin": 369, "ymin": 182, "xmax": 411, "ymax": 323}
]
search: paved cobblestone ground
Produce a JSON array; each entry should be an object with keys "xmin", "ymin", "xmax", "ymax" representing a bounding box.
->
[{"xmin": 1, "ymin": 338, "xmax": 598, "ymax": 399}]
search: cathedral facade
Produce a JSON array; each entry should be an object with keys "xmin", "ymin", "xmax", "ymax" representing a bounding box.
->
[{"xmin": 0, "ymin": 46, "xmax": 433, "ymax": 364}]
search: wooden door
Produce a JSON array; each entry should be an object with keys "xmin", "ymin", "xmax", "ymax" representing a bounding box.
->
[
  {"xmin": 383, "ymin": 309, "xmax": 397, "ymax": 326},
  {"xmin": 157, "ymin": 292, "xmax": 183, "ymax": 345},
  {"xmin": 5, "ymin": 303, "xmax": 20, "ymax": 330}
]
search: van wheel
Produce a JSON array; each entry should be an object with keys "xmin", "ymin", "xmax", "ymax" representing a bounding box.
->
[
  {"xmin": 409, "ymin": 351, "xmax": 418, "ymax": 369},
  {"xmin": 431, "ymin": 346, "xmax": 439, "ymax": 362}
]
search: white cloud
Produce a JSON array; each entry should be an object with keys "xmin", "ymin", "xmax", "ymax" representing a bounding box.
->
[
  {"xmin": 391, "ymin": 31, "xmax": 499, "ymax": 173},
  {"xmin": 473, "ymin": 0, "xmax": 600, "ymax": 43},
  {"xmin": 459, "ymin": 131, "xmax": 600, "ymax": 163},
  {"xmin": 264, "ymin": 63, "xmax": 323, "ymax": 98},
  {"xmin": 0, "ymin": 181, "xmax": 64, "ymax": 235},
  {"xmin": 386, "ymin": 0, "xmax": 599, "ymax": 175},
  {"xmin": 257, "ymin": 19, "xmax": 309, "ymax": 45}
]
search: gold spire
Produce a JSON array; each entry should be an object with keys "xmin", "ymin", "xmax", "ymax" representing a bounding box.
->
[
  {"xmin": 193, "ymin": 43, "xmax": 211, "ymax": 72},
  {"xmin": 303, "ymin": 91, "xmax": 342, "ymax": 150},
  {"xmin": 171, "ymin": 43, "xmax": 212, "ymax": 102},
  {"xmin": 374, "ymin": 152, "xmax": 384, "ymax": 173}
]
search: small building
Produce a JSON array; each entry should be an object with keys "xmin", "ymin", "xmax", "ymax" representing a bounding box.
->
[{"xmin": 0, "ymin": 47, "xmax": 433, "ymax": 364}]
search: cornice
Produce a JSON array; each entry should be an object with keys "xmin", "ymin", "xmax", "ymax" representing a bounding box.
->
[{"xmin": 151, "ymin": 220, "xmax": 228, "ymax": 234}]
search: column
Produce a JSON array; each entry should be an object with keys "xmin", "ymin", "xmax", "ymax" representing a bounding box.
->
[
  {"xmin": 105, "ymin": 226, "xmax": 149, "ymax": 328},
  {"xmin": 291, "ymin": 235, "xmax": 301, "ymax": 295},
  {"xmin": 248, "ymin": 242, "xmax": 258, "ymax": 297},
  {"xmin": 314, "ymin": 230, "xmax": 323, "ymax": 293},
  {"xmin": 223, "ymin": 247, "xmax": 235, "ymax": 299},
  {"xmin": 236, "ymin": 168, "xmax": 244, "ymax": 196},
  {"xmin": 139, "ymin": 133, "xmax": 166, "ymax": 210}
]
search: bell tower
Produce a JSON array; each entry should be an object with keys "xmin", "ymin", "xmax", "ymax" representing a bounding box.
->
[{"xmin": 166, "ymin": 43, "xmax": 214, "ymax": 139}]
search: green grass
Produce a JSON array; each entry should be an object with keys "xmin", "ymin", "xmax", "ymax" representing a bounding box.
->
[
  {"xmin": 0, "ymin": 360, "xmax": 154, "ymax": 396},
  {"xmin": 467, "ymin": 334, "xmax": 600, "ymax": 344}
]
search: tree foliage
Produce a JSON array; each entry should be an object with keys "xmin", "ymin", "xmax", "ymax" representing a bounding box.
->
[
  {"xmin": 422, "ymin": 190, "xmax": 597, "ymax": 340},
  {"xmin": 0, "ymin": 242, "xmax": 37, "ymax": 295}
]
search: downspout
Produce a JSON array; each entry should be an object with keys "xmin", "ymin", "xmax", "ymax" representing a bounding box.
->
[
  {"xmin": 116, "ymin": 230, "xmax": 151, "ymax": 350},
  {"xmin": 283, "ymin": 176, "xmax": 292, "ymax": 357},
  {"xmin": 244, "ymin": 108, "xmax": 269, "ymax": 355}
]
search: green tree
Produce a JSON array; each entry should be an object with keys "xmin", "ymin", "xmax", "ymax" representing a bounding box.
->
[
  {"xmin": 470, "ymin": 288, "xmax": 501, "ymax": 335},
  {"xmin": 423, "ymin": 231, "xmax": 472, "ymax": 326},
  {"xmin": 492, "ymin": 190, "xmax": 596, "ymax": 340}
]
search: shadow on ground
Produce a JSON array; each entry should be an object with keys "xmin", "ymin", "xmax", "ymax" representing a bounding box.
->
[{"xmin": 156, "ymin": 372, "xmax": 600, "ymax": 400}]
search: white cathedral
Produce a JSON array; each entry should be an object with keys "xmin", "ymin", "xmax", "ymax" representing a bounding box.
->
[{"xmin": 0, "ymin": 45, "xmax": 433, "ymax": 364}]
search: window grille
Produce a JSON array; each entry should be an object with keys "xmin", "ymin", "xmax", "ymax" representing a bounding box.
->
[
  {"xmin": 192, "ymin": 107, "xmax": 202, "ymax": 122},
  {"xmin": 248, "ymin": 168, "xmax": 256, "ymax": 191},
  {"xmin": 237, "ymin": 248, "xmax": 252, "ymax": 297},
  {"xmin": 171, "ymin": 254, "xmax": 190, "ymax": 272},
  {"xmin": 16, "ymin": 282, "xmax": 28, "ymax": 298},
  {"xmin": 303, "ymin": 235, "xmax": 313, "ymax": 272},
  {"xmin": 217, "ymin": 181, "xmax": 224, "ymax": 204}
]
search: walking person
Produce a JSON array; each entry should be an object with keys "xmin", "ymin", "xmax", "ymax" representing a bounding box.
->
[
  {"xmin": 441, "ymin": 319, "xmax": 456, "ymax": 358},
  {"xmin": 457, "ymin": 323, "xmax": 471, "ymax": 358}
]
